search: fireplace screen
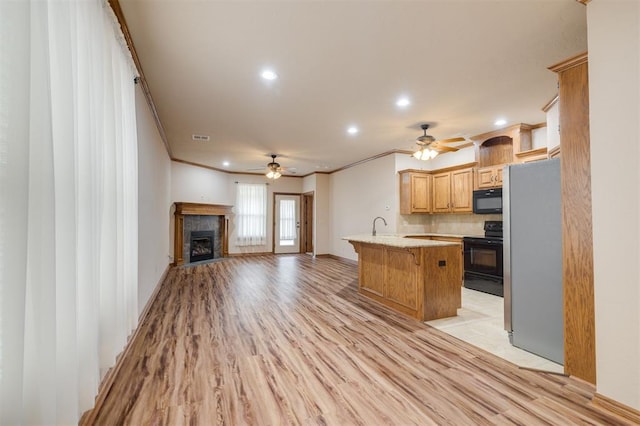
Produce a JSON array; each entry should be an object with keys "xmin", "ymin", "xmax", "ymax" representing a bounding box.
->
[{"xmin": 190, "ymin": 231, "xmax": 215, "ymax": 263}]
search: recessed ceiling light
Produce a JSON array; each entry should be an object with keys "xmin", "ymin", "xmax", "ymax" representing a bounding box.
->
[
  {"xmin": 396, "ymin": 97, "xmax": 411, "ymax": 108},
  {"xmin": 222, "ymin": 161, "xmax": 230, "ymax": 167},
  {"xmin": 495, "ymin": 118, "xmax": 507, "ymax": 126},
  {"xmin": 347, "ymin": 126, "xmax": 359, "ymax": 135},
  {"xmin": 261, "ymin": 69, "xmax": 278, "ymax": 80}
]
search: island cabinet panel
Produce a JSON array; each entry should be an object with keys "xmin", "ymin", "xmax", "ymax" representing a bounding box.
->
[
  {"xmin": 385, "ymin": 248, "xmax": 419, "ymax": 311},
  {"xmin": 423, "ymin": 245, "xmax": 461, "ymax": 320},
  {"xmin": 359, "ymin": 245, "xmax": 384, "ymax": 296},
  {"xmin": 347, "ymin": 238, "xmax": 462, "ymax": 321}
]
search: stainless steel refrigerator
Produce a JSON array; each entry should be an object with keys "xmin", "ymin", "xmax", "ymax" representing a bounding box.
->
[{"xmin": 503, "ymin": 158, "xmax": 563, "ymax": 364}]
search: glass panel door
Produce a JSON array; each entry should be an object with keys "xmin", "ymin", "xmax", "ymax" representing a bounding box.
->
[{"xmin": 274, "ymin": 194, "xmax": 300, "ymax": 254}]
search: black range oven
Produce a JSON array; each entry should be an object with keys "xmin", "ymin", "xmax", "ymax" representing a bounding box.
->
[{"xmin": 463, "ymin": 221, "xmax": 504, "ymax": 297}]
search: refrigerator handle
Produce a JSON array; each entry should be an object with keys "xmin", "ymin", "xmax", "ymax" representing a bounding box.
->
[{"xmin": 503, "ymin": 164, "xmax": 512, "ymax": 335}]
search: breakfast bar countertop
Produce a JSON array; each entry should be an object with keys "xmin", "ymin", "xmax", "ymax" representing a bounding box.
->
[{"xmin": 343, "ymin": 234, "xmax": 460, "ymax": 248}]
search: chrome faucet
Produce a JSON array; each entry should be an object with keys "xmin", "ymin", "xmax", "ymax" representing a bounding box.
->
[{"xmin": 372, "ymin": 216, "xmax": 387, "ymax": 236}]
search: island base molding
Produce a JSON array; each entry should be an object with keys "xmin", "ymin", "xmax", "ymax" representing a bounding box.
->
[{"xmin": 348, "ymin": 241, "xmax": 461, "ymax": 321}]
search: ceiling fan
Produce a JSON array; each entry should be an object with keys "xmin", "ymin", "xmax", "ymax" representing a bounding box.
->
[
  {"xmin": 413, "ymin": 124, "xmax": 466, "ymax": 160},
  {"xmin": 247, "ymin": 154, "xmax": 295, "ymax": 179}
]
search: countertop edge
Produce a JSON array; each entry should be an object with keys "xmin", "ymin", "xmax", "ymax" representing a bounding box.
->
[{"xmin": 343, "ymin": 235, "xmax": 461, "ymax": 248}]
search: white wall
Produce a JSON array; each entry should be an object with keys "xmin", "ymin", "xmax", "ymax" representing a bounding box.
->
[
  {"xmin": 136, "ymin": 85, "xmax": 172, "ymax": 313},
  {"xmin": 315, "ymin": 173, "xmax": 331, "ymax": 254},
  {"xmin": 588, "ymin": 1, "xmax": 640, "ymax": 410},
  {"xmin": 170, "ymin": 161, "xmax": 303, "ymax": 255},
  {"xmin": 330, "ymin": 154, "xmax": 397, "ymax": 260},
  {"xmin": 546, "ymin": 102, "xmax": 560, "ymax": 151},
  {"xmin": 427, "ymin": 146, "xmax": 476, "ymax": 170},
  {"xmin": 531, "ymin": 126, "xmax": 547, "ymax": 150},
  {"xmin": 227, "ymin": 174, "xmax": 302, "ymax": 254},
  {"xmin": 302, "ymin": 173, "xmax": 332, "ymax": 255},
  {"xmin": 171, "ymin": 161, "xmax": 231, "ymax": 205}
]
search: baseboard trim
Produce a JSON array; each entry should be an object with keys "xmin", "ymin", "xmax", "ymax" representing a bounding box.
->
[
  {"xmin": 317, "ymin": 253, "xmax": 358, "ymax": 266},
  {"xmin": 591, "ymin": 393, "xmax": 640, "ymax": 423},
  {"xmin": 80, "ymin": 263, "xmax": 172, "ymax": 425},
  {"xmin": 138, "ymin": 264, "xmax": 170, "ymax": 322},
  {"xmin": 228, "ymin": 251, "xmax": 273, "ymax": 257}
]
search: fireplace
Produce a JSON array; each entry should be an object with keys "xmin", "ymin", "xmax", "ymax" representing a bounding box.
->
[
  {"xmin": 190, "ymin": 231, "xmax": 215, "ymax": 263},
  {"xmin": 173, "ymin": 203, "xmax": 233, "ymax": 266}
]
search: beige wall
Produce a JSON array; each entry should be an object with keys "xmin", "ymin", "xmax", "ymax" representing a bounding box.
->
[
  {"xmin": 302, "ymin": 173, "xmax": 331, "ymax": 255},
  {"xmin": 588, "ymin": 1, "xmax": 640, "ymax": 410},
  {"xmin": 314, "ymin": 174, "xmax": 331, "ymax": 254},
  {"xmin": 329, "ymin": 154, "xmax": 397, "ymax": 260},
  {"xmin": 227, "ymin": 174, "xmax": 302, "ymax": 254},
  {"xmin": 171, "ymin": 161, "xmax": 231, "ymax": 205},
  {"xmin": 136, "ymin": 85, "xmax": 172, "ymax": 313},
  {"xmin": 170, "ymin": 162, "xmax": 303, "ymax": 255}
]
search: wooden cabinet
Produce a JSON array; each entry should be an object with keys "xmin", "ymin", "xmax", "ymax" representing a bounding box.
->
[
  {"xmin": 515, "ymin": 147, "xmax": 549, "ymax": 163},
  {"xmin": 432, "ymin": 172, "xmax": 451, "ymax": 213},
  {"xmin": 399, "ymin": 171, "xmax": 431, "ymax": 214},
  {"xmin": 348, "ymin": 239, "xmax": 462, "ymax": 321},
  {"xmin": 477, "ymin": 165, "xmax": 504, "ymax": 189},
  {"xmin": 428, "ymin": 236, "xmax": 464, "ymax": 296},
  {"xmin": 432, "ymin": 168, "xmax": 474, "ymax": 213}
]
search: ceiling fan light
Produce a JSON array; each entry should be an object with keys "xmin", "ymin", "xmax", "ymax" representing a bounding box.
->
[
  {"xmin": 266, "ymin": 169, "xmax": 281, "ymax": 179},
  {"xmin": 413, "ymin": 147, "xmax": 438, "ymax": 161}
]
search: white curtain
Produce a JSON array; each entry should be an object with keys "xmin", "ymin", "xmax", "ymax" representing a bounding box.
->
[
  {"xmin": 236, "ymin": 184, "xmax": 267, "ymax": 246},
  {"xmin": 279, "ymin": 199, "xmax": 297, "ymax": 241},
  {"xmin": 0, "ymin": 0, "xmax": 139, "ymax": 424}
]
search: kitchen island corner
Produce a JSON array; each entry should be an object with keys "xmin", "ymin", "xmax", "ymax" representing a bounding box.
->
[{"xmin": 344, "ymin": 235, "xmax": 462, "ymax": 321}]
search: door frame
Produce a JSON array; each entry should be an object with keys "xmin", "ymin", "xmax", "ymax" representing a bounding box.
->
[
  {"xmin": 272, "ymin": 192, "xmax": 302, "ymax": 254},
  {"xmin": 302, "ymin": 191, "xmax": 314, "ymax": 255}
]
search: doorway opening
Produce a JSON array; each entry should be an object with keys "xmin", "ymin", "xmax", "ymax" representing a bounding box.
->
[
  {"xmin": 273, "ymin": 193, "xmax": 301, "ymax": 254},
  {"xmin": 302, "ymin": 192, "xmax": 314, "ymax": 255}
]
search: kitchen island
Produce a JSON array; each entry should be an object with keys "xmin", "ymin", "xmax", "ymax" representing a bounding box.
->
[{"xmin": 345, "ymin": 235, "xmax": 462, "ymax": 321}]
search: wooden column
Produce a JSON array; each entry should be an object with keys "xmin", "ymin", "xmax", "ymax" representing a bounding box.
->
[{"xmin": 550, "ymin": 52, "xmax": 596, "ymax": 384}]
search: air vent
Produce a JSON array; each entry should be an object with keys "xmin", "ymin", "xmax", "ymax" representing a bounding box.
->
[{"xmin": 192, "ymin": 134, "xmax": 210, "ymax": 142}]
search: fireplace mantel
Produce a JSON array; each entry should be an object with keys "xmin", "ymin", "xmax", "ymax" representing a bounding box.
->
[
  {"xmin": 174, "ymin": 202, "xmax": 234, "ymax": 216},
  {"xmin": 173, "ymin": 202, "xmax": 233, "ymax": 266}
]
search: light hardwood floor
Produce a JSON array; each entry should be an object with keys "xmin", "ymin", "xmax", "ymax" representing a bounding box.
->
[
  {"xmin": 427, "ymin": 288, "xmax": 564, "ymax": 373},
  {"xmin": 83, "ymin": 255, "xmax": 630, "ymax": 425}
]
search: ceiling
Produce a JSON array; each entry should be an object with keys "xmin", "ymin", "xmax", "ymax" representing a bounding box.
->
[{"xmin": 118, "ymin": 0, "xmax": 587, "ymax": 177}]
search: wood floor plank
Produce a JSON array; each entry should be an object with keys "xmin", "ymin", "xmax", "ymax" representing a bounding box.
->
[{"xmin": 84, "ymin": 255, "xmax": 630, "ymax": 425}]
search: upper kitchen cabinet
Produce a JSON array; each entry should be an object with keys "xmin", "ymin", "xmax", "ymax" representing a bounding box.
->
[
  {"xmin": 515, "ymin": 147, "xmax": 549, "ymax": 163},
  {"xmin": 432, "ymin": 167, "xmax": 474, "ymax": 213},
  {"xmin": 471, "ymin": 123, "xmax": 535, "ymax": 189},
  {"xmin": 477, "ymin": 165, "xmax": 503, "ymax": 189},
  {"xmin": 399, "ymin": 170, "xmax": 431, "ymax": 214}
]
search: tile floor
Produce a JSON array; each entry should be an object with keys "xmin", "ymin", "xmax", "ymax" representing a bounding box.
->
[{"xmin": 426, "ymin": 288, "xmax": 564, "ymax": 373}]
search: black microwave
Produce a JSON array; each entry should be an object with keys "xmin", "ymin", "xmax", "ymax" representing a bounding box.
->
[{"xmin": 473, "ymin": 188, "xmax": 503, "ymax": 214}]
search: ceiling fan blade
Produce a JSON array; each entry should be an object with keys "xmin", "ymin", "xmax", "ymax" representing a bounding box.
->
[
  {"xmin": 432, "ymin": 145, "xmax": 459, "ymax": 153},
  {"xmin": 246, "ymin": 167, "xmax": 266, "ymax": 171},
  {"xmin": 435, "ymin": 137, "xmax": 466, "ymax": 144}
]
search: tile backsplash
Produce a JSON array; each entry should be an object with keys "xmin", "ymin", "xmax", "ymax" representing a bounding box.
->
[{"xmin": 397, "ymin": 213, "xmax": 503, "ymax": 236}]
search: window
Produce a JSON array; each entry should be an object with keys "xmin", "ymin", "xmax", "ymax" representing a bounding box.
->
[
  {"xmin": 236, "ymin": 183, "xmax": 267, "ymax": 246},
  {"xmin": 279, "ymin": 199, "xmax": 296, "ymax": 246}
]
